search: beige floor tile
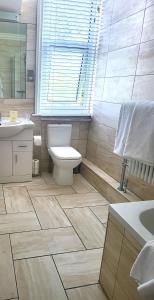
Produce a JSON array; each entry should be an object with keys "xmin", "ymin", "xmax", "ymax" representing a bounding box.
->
[
  {"xmin": 53, "ymin": 249, "xmax": 103, "ymax": 288},
  {"xmin": 0, "ymin": 212, "xmax": 40, "ymax": 234},
  {"xmin": 4, "ymin": 186, "xmax": 33, "ymax": 213},
  {"xmin": 56, "ymin": 192, "xmax": 108, "ymax": 209},
  {"xmin": 90, "ymin": 205, "xmax": 109, "ymax": 224},
  {"xmin": 15, "ymin": 256, "xmax": 67, "ymax": 300},
  {"xmin": 0, "ymin": 186, "xmax": 6, "ymax": 214},
  {"xmin": 66, "ymin": 284, "xmax": 107, "ymax": 300},
  {"xmin": 27, "ymin": 184, "xmax": 74, "ymax": 197},
  {"xmin": 0, "ymin": 198, "xmax": 6, "ymax": 214},
  {"xmin": 11, "ymin": 227, "xmax": 85, "ymax": 259},
  {"xmin": 42, "ymin": 172, "xmax": 55, "ymax": 185},
  {"xmin": 3, "ymin": 176, "xmax": 46, "ymax": 187},
  {"xmin": 72, "ymin": 174, "xmax": 96, "ymax": 193},
  {"xmin": 0, "ymin": 235, "xmax": 17, "ymax": 300},
  {"xmin": 32, "ymin": 196, "xmax": 71, "ymax": 229},
  {"xmin": 65, "ymin": 207, "xmax": 106, "ymax": 249}
]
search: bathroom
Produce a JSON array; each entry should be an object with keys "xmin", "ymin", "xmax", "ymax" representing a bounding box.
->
[{"xmin": 0, "ymin": 0, "xmax": 153, "ymax": 299}]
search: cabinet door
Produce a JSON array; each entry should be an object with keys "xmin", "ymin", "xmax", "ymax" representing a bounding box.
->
[
  {"xmin": 13, "ymin": 152, "xmax": 32, "ymax": 176},
  {"xmin": 0, "ymin": 141, "xmax": 12, "ymax": 177}
]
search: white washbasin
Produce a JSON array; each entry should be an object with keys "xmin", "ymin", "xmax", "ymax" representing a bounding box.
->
[
  {"xmin": 140, "ymin": 208, "xmax": 154, "ymax": 235},
  {"xmin": 109, "ymin": 200, "xmax": 154, "ymax": 246},
  {"xmin": 0, "ymin": 118, "xmax": 33, "ymax": 138}
]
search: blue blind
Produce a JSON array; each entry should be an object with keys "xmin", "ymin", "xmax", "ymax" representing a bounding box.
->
[{"xmin": 36, "ymin": 0, "xmax": 100, "ymax": 116}]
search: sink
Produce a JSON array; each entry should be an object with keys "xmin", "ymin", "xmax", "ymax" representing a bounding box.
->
[
  {"xmin": 140, "ymin": 208, "xmax": 154, "ymax": 235},
  {"xmin": 0, "ymin": 118, "xmax": 33, "ymax": 138}
]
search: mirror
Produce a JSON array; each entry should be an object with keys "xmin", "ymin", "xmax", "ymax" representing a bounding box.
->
[{"xmin": 0, "ymin": 21, "xmax": 26, "ymax": 99}]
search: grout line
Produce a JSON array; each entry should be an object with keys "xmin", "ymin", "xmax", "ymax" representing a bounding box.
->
[
  {"xmin": 111, "ymin": 8, "xmax": 145, "ymax": 26},
  {"xmin": 99, "ymin": 36, "xmax": 154, "ymax": 55},
  {"xmin": 61, "ymin": 203, "xmax": 109, "ymax": 210},
  {"xmin": 2, "ymin": 185, "xmax": 7, "ymax": 214},
  {"xmin": 102, "ymin": 7, "xmax": 146, "ymax": 33},
  {"xmin": 65, "ymin": 282, "xmax": 101, "ymax": 291},
  {"xmin": 88, "ymin": 206, "xmax": 108, "ymax": 227},
  {"xmin": 1, "ymin": 210, "xmax": 34, "ymax": 215},
  {"xmin": 26, "ymin": 186, "xmax": 43, "ymax": 229},
  {"xmin": 12, "ymin": 247, "xmax": 96, "ymax": 261},
  {"xmin": 61, "ymin": 207, "xmax": 87, "ymax": 250},
  {"xmin": 2, "ymin": 225, "xmax": 73, "ymax": 237},
  {"xmin": 131, "ymin": 2, "xmax": 147, "ymax": 100},
  {"xmin": 51, "ymin": 255, "xmax": 69, "ymax": 300},
  {"xmin": 9, "ymin": 234, "xmax": 19, "ymax": 300}
]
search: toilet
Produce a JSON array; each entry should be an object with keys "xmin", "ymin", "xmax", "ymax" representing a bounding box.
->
[{"xmin": 47, "ymin": 124, "xmax": 82, "ymax": 185}]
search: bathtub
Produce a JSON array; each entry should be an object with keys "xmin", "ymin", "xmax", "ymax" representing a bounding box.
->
[{"xmin": 109, "ymin": 200, "xmax": 154, "ymax": 246}]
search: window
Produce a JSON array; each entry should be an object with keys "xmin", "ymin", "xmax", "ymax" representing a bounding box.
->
[{"xmin": 36, "ymin": 0, "xmax": 101, "ymax": 116}]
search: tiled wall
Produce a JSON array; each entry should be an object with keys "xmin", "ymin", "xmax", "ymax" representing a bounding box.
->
[
  {"xmin": 86, "ymin": 0, "xmax": 154, "ymax": 199},
  {"xmin": 0, "ymin": 0, "xmax": 89, "ymax": 170}
]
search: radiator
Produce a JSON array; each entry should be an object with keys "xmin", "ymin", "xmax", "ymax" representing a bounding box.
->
[{"xmin": 128, "ymin": 160, "xmax": 154, "ymax": 185}]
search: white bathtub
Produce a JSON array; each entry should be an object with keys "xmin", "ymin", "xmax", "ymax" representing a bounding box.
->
[{"xmin": 109, "ymin": 200, "xmax": 154, "ymax": 246}]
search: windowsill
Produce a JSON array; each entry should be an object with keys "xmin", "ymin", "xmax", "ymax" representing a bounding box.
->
[{"xmin": 32, "ymin": 114, "xmax": 92, "ymax": 122}]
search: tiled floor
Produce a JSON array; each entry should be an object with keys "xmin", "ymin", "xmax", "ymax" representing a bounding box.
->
[{"xmin": 0, "ymin": 173, "xmax": 108, "ymax": 300}]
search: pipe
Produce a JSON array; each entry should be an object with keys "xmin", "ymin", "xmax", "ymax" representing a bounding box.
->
[{"xmin": 118, "ymin": 158, "xmax": 128, "ymax": 192}]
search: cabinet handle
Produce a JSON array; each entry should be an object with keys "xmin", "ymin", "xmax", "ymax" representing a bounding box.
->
[
  {"xmin": 18, "ymin": 145, "xmax": 27, "ymax": 148},
  {"xmin": 15, "ymin": 154, "xmax": 18, "ymax": 163}
]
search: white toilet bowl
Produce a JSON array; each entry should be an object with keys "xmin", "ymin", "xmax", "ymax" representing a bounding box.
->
[{"xmin": 49, "ymin": 147, "xmax": 82, "ymax": 185}]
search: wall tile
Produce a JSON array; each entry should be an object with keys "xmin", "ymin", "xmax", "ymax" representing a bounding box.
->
[
  {"xmin": 142, "ymin": 5, "xmax": 154, "ymax": 42},
  {"xmin": 106, "ymin": 45, "xmax": 139, "ymax": 76},
  {"xmin": 27, "ymin": 24, "xmax": 36, "ymax": 51},
  {"xmin": 88, "ymin": 123, "xmax": 116, "ymax": 152},
  {"xmin": 137, "ymin": 40, "xmax": 154, "ymax": 75},
  {"xmin": 79, "ymin": 123, "xmax": 89, "ymax": 139},
  {"xmin": 95, "ymin": 77, "xmax": 105, "ymax": 101},
  {"xmin": 98, "ymin": 26, "xmax": 111, "ymax": 54},
  {"xmin": 102, "ymin": 0, "xmax": 114, "ymax": 28},
  {"xmin": 103, "ymin": 77, "xmax": 134, "ymax": 103},
  {"xmin": 109, "ymin": 11, "xmax": 144, "ymax": 51},
  {"xmin": 71, "ymin": 123, "xmax": 80, "ymax": 139},
  {"xmin": 76, "ymin": 140, "xmax": 87, "ymax": 157},
  {"xmin": 112, "ymin": 0, "xmax": 146, "ymax": 23},
  {"xmin": 86, "ymin": 140, "xmax": 97, "ymax": 163},
  {"xmin": 146, "ymin": 0, "xmax": 154, "ymax": 7},
  {"xmin": 96, "ymin": 52, "xmax": 108, "ymax": 78},
  {"xmin": 26, "ymin": 82, "xmax": 35, "ymax": 99},
  {"xmin": 93, "ymin": 101, "xmax": 121, "ymax": 129},
  {"xmin": 132, "ymin": 75, "xmax": 154, "ymax": 100},
  {"xmin": 26, "ymin": 51, "xmax": 36, "ymax": 71},
  {"xmin": 20, "ymin": 0, "xmax": 37, "ymax": 24},
  {"xmin": 95, "ymin": 145, "xmax": 122, "ymax": 180}
]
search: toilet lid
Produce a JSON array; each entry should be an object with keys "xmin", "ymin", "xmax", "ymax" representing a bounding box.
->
[{"xmin": 50, "ymin": 146, "xmax": 82, "ymax": 160}]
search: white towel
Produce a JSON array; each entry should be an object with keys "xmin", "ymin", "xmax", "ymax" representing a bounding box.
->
[
  {"xmin": 130, "ymin": 240, "xmax": 154, "ymax": 283},
  {"xmin": 130, "ymin": 240, "xmax": 154, "ymax": 299},
  {"xmin": 114, "ymin": 101, "xmax": 136, "ymax": 156},
  {"xmin": 138, "ymin": 279, "xmax": 154, "ymax": 300},
  {"xmin": 124, "ymin": 101, "xmax": 154, "ymax": 165},
  {"xmin": 114, "ymin": 101, "xmax": 154, "ymax": 165}
]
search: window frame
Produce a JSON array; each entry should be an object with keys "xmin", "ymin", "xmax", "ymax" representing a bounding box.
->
[{"xmin": 35, "ymin": 0, "xmax": 98, "ymax": 116}]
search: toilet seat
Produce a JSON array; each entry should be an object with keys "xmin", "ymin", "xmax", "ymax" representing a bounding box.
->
[{"xmin": 49, "ymin": 146, "xmax": 81, "ymax": 160}]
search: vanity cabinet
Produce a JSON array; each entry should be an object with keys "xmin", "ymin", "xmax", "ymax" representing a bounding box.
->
[
  {"xmin": 0, "ymin": 141, "xmax": 12, "ymax": 177},
  {"xmin": 0, "ymin": 128, "xmax": 33, "ymax": 183},
  {"xmin": 100, "ymin": 214, "xmax": 142, "ymax": 300}
]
